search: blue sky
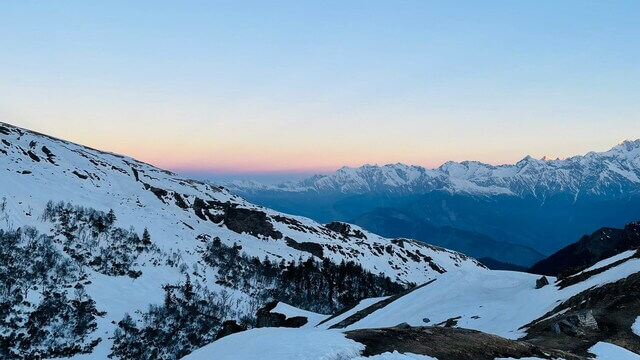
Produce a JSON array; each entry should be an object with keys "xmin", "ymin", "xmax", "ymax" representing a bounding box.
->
[{"xmin": 1, "ymin": 1, "xmax": 639, "ymax": 182}]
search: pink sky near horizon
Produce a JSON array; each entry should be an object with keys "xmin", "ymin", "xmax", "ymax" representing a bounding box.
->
[{"xmin": 7, "ymin": 119, "xmax": 633, "ymax": 176}]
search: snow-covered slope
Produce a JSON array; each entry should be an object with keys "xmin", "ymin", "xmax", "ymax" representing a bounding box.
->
[
  {"xmin": 339, "ymin": 256, "xmax": 640, "ymax": 338},
  {"xmin": 183, "ymin": 328, "xmax": 439, "ymax": 360},
  {"xmin": 0, "ymin": 122, "xmax": 481, "ymax": 282},
  {"xmin": 188, "ymin": 250, "xmax": 640, "ymax": 359},
  {"xmin": 0, "ymin": 122, "xmax": 483, "ymax": 359},
  {"xmin": 228, "ymin": 140, "xmax": 640, "ymax": 199},
  {"xmin": 589, "ymin": 342, "xmax": 640, "ymax": 360}
]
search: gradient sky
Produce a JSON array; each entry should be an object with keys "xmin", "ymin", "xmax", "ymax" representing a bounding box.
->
[{"xmin": 1, "ymin": 1, "xmax": 639, "ymax": 180}]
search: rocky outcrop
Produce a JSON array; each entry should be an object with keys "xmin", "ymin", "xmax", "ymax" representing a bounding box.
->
[
  {"xmin": 325, "ymin": 222, "xmax": 367, "ymax": 239},
  {"xmin": 191, "ymin": 198, "xmax": 283, "ymax": 239},
  {"xmin": 346, "ymin": 326, "xmax": 581, "ymax": 360},
  {"xmin": 215, "ymin": 320, "xmax": 246, "ymax": 340},
  {"xmin": 550, "ymin": 311, "xmax": 598, "ymax": 336},
  {"xmin": 225, "ymin": 207, "xmax": 283, "ymax": 240},
  {"xmin": 523, "ymin": 271, "xmax": 640, "ymax": 356},
  {"xmin": 535, "ymin": 276, "xmax": 550, "ymax": 289},
  {"xmin": 284, "ymin": 237, "xmax": 324, "ymax": 258},
  {"xmin": 255, "ymin": 302, "xmax": 308, "ymax": 328}
]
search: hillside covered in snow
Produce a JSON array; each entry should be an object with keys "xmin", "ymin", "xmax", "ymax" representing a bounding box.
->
[
  {"xmin": 190, "ymin": 246, "xmax": 640, "ymax": 359},
  {"xmin": 0, "ymin": 122, "xmax": 483, "ymax": 359}
]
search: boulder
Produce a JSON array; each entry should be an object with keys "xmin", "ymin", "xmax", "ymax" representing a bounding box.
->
[
  {"xmin": 550, "ymin": 310, "xmax": 598, "ymax": 336},
  {"xmin": 535, "ymin": 276, "xmax": 550, "ymax": 289},
  {"xmin": 283, "ymin": 316, "xmax": 308, "ymax": 328},
  {"xmin": 215, "ymin": 320, "xmax": 246, "ymax": 340},
  {"xmin": 255, "ymin": 301, "xmax": 308, "ymax": 328}
]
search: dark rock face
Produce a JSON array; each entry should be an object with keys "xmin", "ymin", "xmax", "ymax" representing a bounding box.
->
[
  {"xmin": 143, "ymin": 183, "xmax": 169, "ymax": 202},
  {"xmin": 346, "ymin": 326, "xmax": 581, "ymax": 360},
  {"xmin": 191, "ymin": 198, "xmax": 283, "ymax": 240},
  {"xmin": 225, "ymin": 207, "xmax": 283, "ymax": 240},
  {"xmin": 523, "ymin": 270, "xmax": 640, "ymax": 356},
  {"xmin": 285, "ymin": 237, "xmax": 324, "ymax": 258},
  {"xmin": 72, "ymin": 170, "xmax": 88, "ymax": 179},
  {"xmin": 256, "ymin": 310, "xmax": 287, "ymax": 328},
  {"xmin": 255, "ymin": 301, "xmax": 308, "ymax": 328},
  {"xmin": 436, "ymin": 316, "xmax": 461, "ymax": 328},
  {"xmin": 325, "ymin": 222, "xmax": 367, "ymax": 239},
  {"xmin": 535, "ymin": 276, "xmax": 550, "ymax": 289},
  {"xmin": 173, "ymin": 193, "xmax": 188, "ymax": 209},
  {"xmin": 215, "ymin": 320, "xmax": 246, "ymax": 340},
  {"xmin": 26, "ymin": 150, "xmax": 41, "ymax": 162},
  {"xmin": 282, "ymin": 316, "xmax": 308, "ymax": 328},
  {"xmin": 550, "ymin": 311, "xmax": 598, "ymax": 336},
  {"xmin": 192, "ymin": 197, "xmax": 214, "ymax": 221},
  {"xmin": 41, "ymin": 146, "xmax": 56, "ymax": 164},
  {"xmin": 529, "ymin": 222, "xmax": 640, "ymax": 276}
]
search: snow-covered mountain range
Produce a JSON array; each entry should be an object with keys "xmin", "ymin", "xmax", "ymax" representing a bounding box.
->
[
  {"xmin": 0, "ymin": 122, "xmax": 483, "ymax": 359},
  {"xmin": 222, "ymin": 141, "xmax": 640, "ymax": 265},
  {"xmin": 228, "ymin": 140, "xmax": 640, "ymax": 199}
]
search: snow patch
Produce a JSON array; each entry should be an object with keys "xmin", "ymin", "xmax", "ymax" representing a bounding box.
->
[
  {"xmin": 632, "ymin": 317, "xmax": 640, "ymax": 337},
  {"xmin": 271, "ymin": 302, "xmax": 328, "ymax": 328},
  {"xmin": 182, "ymin": 328, "xmax": 365, "ymax": 360},
  {"xmin": 353, "ymin": 351, "xmax": 437, "ymax": 359},
  {"xmin": 589, "ymin": 342, "xmax": 640, "ymax": 359}
]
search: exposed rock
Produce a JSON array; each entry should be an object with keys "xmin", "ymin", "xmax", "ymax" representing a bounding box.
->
[
  {"xmin": 282, "ymin": 316, "xmax": 308, "ymax": 328},
  {"xmin": 27, "ymin": 150, "xmax": 41, "ymax": 162},
  {"xmin": 536, "ymin": 276, "xmax": 550, "ymax": 289},
  {"xmin": 346, "ymin": 326, "xmax": 581, "ymax": 360},
  {"xmin": 325, "ymin": 222, "xmax": 367, "ymax": 239},
  {"xmin": 523, "ymin": 270, "xmax": 640, "ymax": 356},
  {"xmin": 191, "ymin": 198, "xmax": 283, "ymax": 240},
  {"xmin": 143, "ymin": 183, "xmax": 169, "ymax": 202},
  {"xmin": 256, "ymin": 302, "xmax": 286, "ymax": 328},
  {"xmin": 173, "ymin": 192, "xmax": 188, "ymax": 209},
  {"xmin": 224, "ymin": 207, "xmax": 283, "ymax": 240},
  {"xmin": 436, "ymin": 316, "xmax": 461, "ymax": 328},
  {"xmin": 41, "ymin": 145, "xmax": 56, "ymax": 164},
  {"xmin": 550, "ymin": 310, "xmax": 598, "ymax": 335},
  {"xmin": 285, "ymin": 237, "xmax": 324, "ymax": 258},
  {"xmin": 215, "ymin": 320, "xmax": 246, "ymax": 340},
  {"xmin": 72, "ymin": 170, "xmax": 88, "ymax": 179},
  {"xmin": 272, "ymin": 215, "xmax": 319, "ymax": 234},
  {"xmin": 255, "ymin": 301, "xmax": 308, "ymax": 328}
]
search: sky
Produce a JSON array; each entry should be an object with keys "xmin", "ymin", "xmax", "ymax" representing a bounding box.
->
[{"xmin": 1, "ymin": 1, "xmax": 639, "ymax": 182}]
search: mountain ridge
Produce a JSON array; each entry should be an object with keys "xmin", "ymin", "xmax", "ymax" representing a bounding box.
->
[
  {"xmin": 226, "ymin": 139, "xmax": 640, "ymax": 199},
  {"xmin": 223, "ymin": 140, "xmax": 640, "ymax": 264}
]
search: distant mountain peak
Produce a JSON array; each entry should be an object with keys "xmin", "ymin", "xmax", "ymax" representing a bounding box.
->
[{"xmin": 227, "ymin": 140, "xmax": 640, "ymax": 199}]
